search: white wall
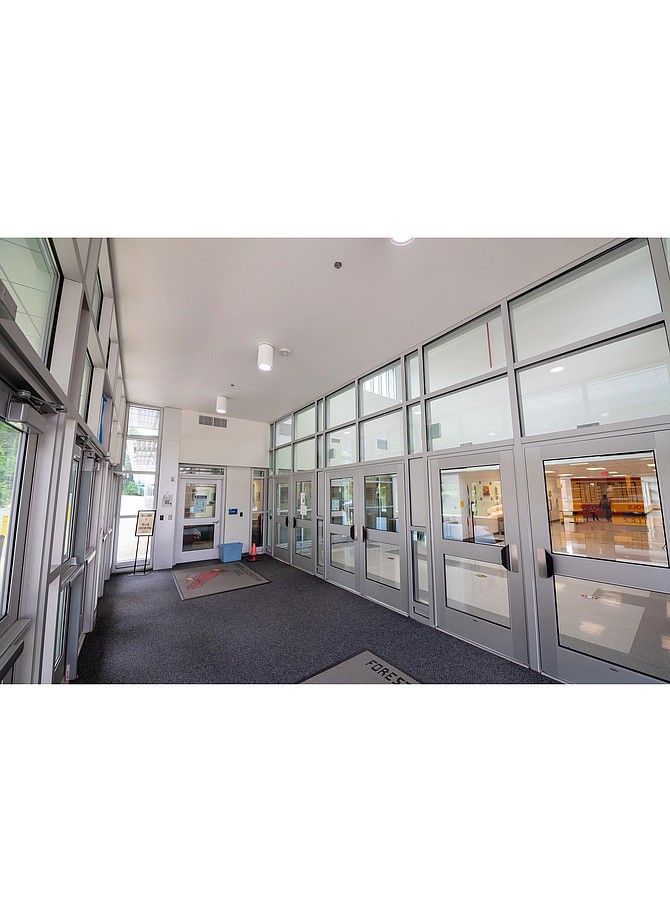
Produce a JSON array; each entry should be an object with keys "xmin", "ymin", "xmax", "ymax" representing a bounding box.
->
[
  {"xmin": 152, "ymin": 409, "xmax": 269, "ymax": 568},
  {"xmin": 153, "ymin": 407, "xmax": 182, "ymax": 570},
  {"xmin": 180, "ymin": 410, "xmax": 269, "ymax": 467}
]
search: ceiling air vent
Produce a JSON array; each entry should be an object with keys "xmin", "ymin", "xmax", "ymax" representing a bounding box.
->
[{"xmin": 199, "ymin": 414, "xmax": 228, "ymax": 429}]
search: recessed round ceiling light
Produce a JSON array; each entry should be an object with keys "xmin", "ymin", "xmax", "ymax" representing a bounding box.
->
[
  {"xmin": 550, "ymin": 366, "xmax": 565, "ymax": 373},
  {"xmin": 389, "ymin": 236, "xmax": 415, "ymax": 246}
]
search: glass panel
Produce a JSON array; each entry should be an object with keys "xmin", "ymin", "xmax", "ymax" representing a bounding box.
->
[
  {"xmin": 330, "ymin": 477, "xmax": 354, "ymax": 525},
  {"xmin": 406, "ymin": 351, "xmax": 420, "ymax": 400},
  {"xmin": 295, "ymin": 526, "xmax": 312, "ymax": 558},
  {"xmin": 427, "ymin": 377, "xmax": 513, "ymax": 451},
  {"xmin": 364, "ymin": 473, "xmax": 399, "ymax": 532},
  {"xmin": 366, "ymin": 540, "xmax": 400, "ymax": 590},
  {"xmin": 275, "ymin": 445, "xmax": 292, "ymax": 474},
  {"xmin": 554, "ymin": 575, "xmax": 670, "ymax": 682},
  {"xmin": 275, "ymin": 520, "xmax": 289, "ymax": 551},
  {"xmin": 359, "ymin": 361, "xmax": 401, "ymax": 417},
  {"xmin": 182, "ymin": 523, "xmax": 214, "ymax": 552},
  {"xmin": 327, "ymin": 426, "xmax": 356, "ymax": 466},
  {"xmin": 511, "ymin": 241, "xmax": 662, "ymax": 361},
  {"xmin": 294, "ymin": 438, "xmax": 315, "ymax": 471},
  {"xmin": 91, "ymin": 273, "xmax": 103, "ymax": 328},
  {"xmin": 54, "ymin": 587, "xmax": 68, "ymax": 667},
  {"xmin": 425, "ymin": 309, "xmax": 505, "ymax": 394},
  {"xmin": 120, "ymin": 473, "xmax": 155, "ymax": 516},
  {"xmin": 440, "ymin": 465, "xmax": 505, "ymax": 544},
  {"xmin": 360, "ymin": 410, "xmax": 403, "ymax": 461},
  {"xmin": 275, "ymin": 416, "xmax": 292, "ymax": 446},
  {"xmin": 412, "ymin": 531, "xmax": 430, "ymax": 604},
  {"xmin": 0, "ymin": 421, "xmax": 25, "ymax": 621},
  {"xmin": 317, "ymin": 519, "xmax": 324, "ymax": 567},
  {"xmin": 275, "ymin": 481, "xmax": 289, "ymax": 519},
  {"xmin": 123, "ymin": 437, "xmax": 158, "ymax": 472},
  {"xmin": 294, "ymin": 405, "xmax": 315, "ymax": 440},
  {"xmin": 116, "ymin": 516, "xmax": 147, "ymax": 564},
  {"xmin": 407, "ymin": 404, "xmax": 423, "ymax": 454},
  {"xmin": 519, "ymin": 327, "xmax": 670, "ymax": 436},
  {"xmin": 544, "ymin": 452, "xmax": 668, "ymax": 567},
  {"xmin": 251, "ymin": 475, "xmax": 264, "ymax": 547},
  {"xmin": 0, "ymin": 237, "xmax": 59, "ymax": 361},
  {"xmin": 444, "ymin": 555, "xmax": 510, "ymax": 628},
  {"xmin": 330, "ymin": 533, "xmax": 355, "ymax": 574},
  {"xmin": 127, "ymin": 406, "xmax": 161, "ymax": 436},
  {"xmin": 63, "ymin": 457, "xmax": 80, "ymax": 560},
  {"xmin": 326, "ymin": 384, "xmax": 356, "ymax": 428},
  {"xmin": 317, "ymin": 399, "xmax": 323, "ymax": 432},
  {"xmin": 317, "ymin": 434, "xmax": 324, "ymax": 469},
  {"xmin": 295, "ymin": 480, "xmax": 313, "ymax": 519},
  {"xmin": 79, "ymin": 351, "xmax": 93, "ymax": 420},
  {"xmin": 183, "ymin": 482, "xmax": 217, "ymax": 519}
]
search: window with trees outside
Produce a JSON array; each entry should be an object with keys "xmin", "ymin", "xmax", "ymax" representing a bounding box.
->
[{"xmin": 116, "ymin": 405, "xmax": 161, "ymax": 566}]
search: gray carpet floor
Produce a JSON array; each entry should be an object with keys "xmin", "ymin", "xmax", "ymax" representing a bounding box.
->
[{"xmin": 75, "ymin": 556, "xmax": 556, "ymax": 684}]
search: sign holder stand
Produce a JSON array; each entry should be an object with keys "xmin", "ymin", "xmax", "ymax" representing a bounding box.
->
[{"xmin": 133, "ymin": 510, "xmax": 156, "ymax": 575}]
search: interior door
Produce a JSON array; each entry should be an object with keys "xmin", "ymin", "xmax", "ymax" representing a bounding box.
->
[
  {"xmin": 292, "ymin": 475, "xmax": 315, "ymax": 574},
  {"xmin": 273, "ymin": 478, "xmax": 291, "ymax": 564},
  {"xmin": 526, "ymin": 431, "xmax": 670, "ymax": 684},
  {"xmin": 430, "ymin": 450, "xmax": 528, "ymax": 664},
  {"xmin": 325, "ymin": 472, "xmax": 357, "ymax": 591},
  {"xmin": 175, "ymin": 477, "xmax": 223, "ymax": 564}
]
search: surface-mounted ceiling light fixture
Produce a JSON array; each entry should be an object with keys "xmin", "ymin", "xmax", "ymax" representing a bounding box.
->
[
  {"xmin": 549, "ymin": 366, "xmax": 565, "ymax": 373},
  {"xmin": 389, "ymin": 236, "xmax": 415, "ymax": 246},
  {"xmin": 258, "ymin": 343, "xmax": 273, "ymax": 371},
  {"xmin": 216, "ymin": 396, "xmax": 228, "ymax": 413}
]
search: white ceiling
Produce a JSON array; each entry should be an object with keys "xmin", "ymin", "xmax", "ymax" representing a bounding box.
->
[{"xmin": 110, "ymin": 237, "xmax": 615, "ymax": 424}]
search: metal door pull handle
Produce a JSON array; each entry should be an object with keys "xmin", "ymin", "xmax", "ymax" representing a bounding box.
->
[
  {"xmin": 293, "ymin": 517, "xmax": 297, "ymax": 528},
  {"xmin": 537, "ymin": 548, "xmax": 554, "ymax": 578},
  {"xmin": 501, "ymin": 545, "xmax": 511, "ymax": 571}
]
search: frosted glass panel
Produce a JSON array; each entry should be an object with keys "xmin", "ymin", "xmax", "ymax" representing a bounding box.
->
[
  {"xmin": 406, "ymin": 351, "xmax": 421, "ymax": 400},
  {"xmin": 511, "ymin": 241, "xmax": 662, "ymax": 360},
  {"xmin": 294, "ymin": 405, "xmax": 315, "ymax": 440},
  {"xmin": 275, "ymin": 417, "xmax": 292, "ymax": 446},
  {"xmin": 518, "ymin": 327, "xmax": 670, "ymax": 436},
  {"xmin": 360, "ymin": 410, "xmax": 403, "ymax": 461},
  {"xmin": 407, "ymin": 404, "xmax": 423, "ymax": 454},
  {"xmin": 427, "ymin": 377, "xmax": 513, "ymax": 451},
  {"xmin": 294, "ymin": 438, "xmax": 315, "ymax": 471},
  {"xmin": 274, "ymin": 445, "xmax": 291, "ymax": 474},
  {"xmin": 359, "ymin": 361, "xmax": 401, "ymax": 416},
  {"xmin": 425, "ymin": 309, "xmax": 505, "ymax": 393},
  {"xmin": 326, "ymin": 384, "xmax": 356, "ymax": 427},
  {"xmin": 327, "ymin": 426, "xmax": 356, "ymax": 466}
]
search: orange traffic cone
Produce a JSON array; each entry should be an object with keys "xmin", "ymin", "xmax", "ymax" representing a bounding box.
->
[{"xmin": 248, "ymin": 542, "xmax": 258, "ymax": 562}]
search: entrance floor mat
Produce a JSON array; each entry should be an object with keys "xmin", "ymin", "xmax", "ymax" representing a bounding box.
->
[
  {"xmin": 302, "ymin": 650, "xmax": 419, "ymax": 684},
  {"xmin": 172, "ymin": 561, "xmax": 269, "ymax": 600}
]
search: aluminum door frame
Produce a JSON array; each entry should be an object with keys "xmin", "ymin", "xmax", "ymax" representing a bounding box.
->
[
  {"xmin": 174, "ymin": 476, "xmax": 224, "ymax": 564},
  {"xmin": 272, "ymin": 477, "xmax": 291, "ymax": 565},
  {"xmin": 324, "ymin": 468, "xmax": 358, "ymax": 592},
  {"xmin": 357, "ymin": 461, "xmax": 409, "ymax": 614},
  {"xmin": 429, "ymin": 448, "xmax": 528, "ymax": 664},
  {"xmin": 292, "ymin": 473, "xmax": 316, "ymax": 575},
  {"xmin": 525, "ymin": 429, "xmax": 670, "ymax": 684}
]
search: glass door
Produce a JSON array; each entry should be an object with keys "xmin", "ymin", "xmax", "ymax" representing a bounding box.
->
[
  {"xmin": 325, "ymin": 463, "xmax": 409, "ymax": 613},
  {"xmin": 273, "ymin": 478, "xmax": 291, "ymax": 564},
  {"xmin": 359, "ymin": 465, "xmax": 408, "ymax": 612},
  {"xmin": 430, "ymin": 450, "xmax": 528, "ymax": 664},
  {"xmin": 525, "ymin": 432, "xmax": 670, "ymax": 683},
  {"xmin": 326, "ymin": 474, "xmax": 357, "ymax": 591},
  {"xmin": 292, "ymin": 476, "xmax": 315, "ymax": 574},
  {"xmin": 175, "ymin": 476, "xmax": 223, "ymax": 564}
]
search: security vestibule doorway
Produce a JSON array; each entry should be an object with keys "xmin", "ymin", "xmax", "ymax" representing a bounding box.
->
[{"xmin": 174, "ymin": 475, "xmax": 224, "ymax": 564}]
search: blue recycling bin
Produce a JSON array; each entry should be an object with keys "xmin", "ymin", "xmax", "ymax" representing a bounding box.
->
[{"xmin": 219, "ymin": 542, "xmax": 243, "ymax": 562}]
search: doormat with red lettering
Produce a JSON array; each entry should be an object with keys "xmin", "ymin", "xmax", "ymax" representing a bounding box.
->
[
  {"xmin": 301, "ymin": 651, "xmax": 419, "ymax": 684},
  {"xmin": 172, "ymin": 561, "xmax": 269, "ymax": 600}
]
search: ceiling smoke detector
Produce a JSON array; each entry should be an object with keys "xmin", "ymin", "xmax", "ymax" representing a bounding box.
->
[{"xmin": 278, "ymin": 348, "xmax": 292, "ymax": 357}]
